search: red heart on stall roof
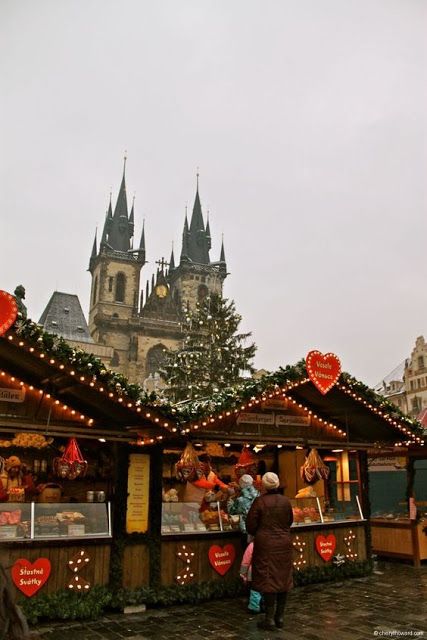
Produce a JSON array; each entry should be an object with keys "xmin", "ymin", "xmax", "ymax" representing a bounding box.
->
[
  {"xmin": 0, "ymin": 290, "xmax": 18, "ymax": 337},
  {"xmin": 306, "ymin": 351, "xmax": 341, "ymax": 395}
]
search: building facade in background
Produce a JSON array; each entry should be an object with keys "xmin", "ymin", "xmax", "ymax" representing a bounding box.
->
[
  {"xmin": 40, "ymin": 163, "xmax": 228, "ymax": 388},
  {"xmin": 375, "ymin": 336, "xmax": 427, "ymax": 425}
]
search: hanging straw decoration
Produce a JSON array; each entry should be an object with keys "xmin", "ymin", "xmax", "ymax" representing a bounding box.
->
[
  {"xmin": 175, "ymin": 443, "xmax": 202, "ymax": 483},
  {"xmin": 300, "ymin": 448, "xmax": 330, "ymax": 484},
  {"xmin": 54, "ymin": 437, "xmax": 88, "ymax": 480}
]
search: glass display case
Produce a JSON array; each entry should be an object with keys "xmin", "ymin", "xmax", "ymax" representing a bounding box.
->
[
  {"xmin": 0, "ymin": 502, "xmax": 111, "ymax": 541},
  {"xmin": 291, "ymin": 497, "xmax": 323, "ymax": 525},
  {"xmin": 161, "ymin": 501, "xmax": 241, "ymax": 535},
  {"xmin": 291, "ymin": 495, "xmax": 364, "ymax": 526}
]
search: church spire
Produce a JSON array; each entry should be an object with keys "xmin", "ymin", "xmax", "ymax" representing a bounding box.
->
[
  {"xmin": 180, "ymin": 211, "xmax": 190, "ymax": 263},
  {"xmin": 129, "ymin": 195, "xmax": 135, "ymax": 233},
  {"xmin": 206, "ymin": 211, "xmax": 211, "ymax": 251},
  {"xmin": 169, "ymin": 243, "xmax": 175, "ymax": 271},
  {"xmin": 136, "ymin": 219, "xmax": 146, "ymax": 264},
  {"xmin": 100, "ymin": 193, "xmax": 113, "ymax": 247},
  {"xmin": 219, "ymin": 235, "xmax": 227, "ymax": 276},
  {"xmin": 184, "ymin": 174, "xmax": 210, "ymax": 264},
  {"xmin": 106, "ymin": 155, "xmax": 133, "ymax": 252},
  {"xmin": 189, "ymin": 172, "xmax": 205, "ymax": 234},
  {"xmin": 88, "ymin": 229, "xmax": 97, "ymax": 271}
]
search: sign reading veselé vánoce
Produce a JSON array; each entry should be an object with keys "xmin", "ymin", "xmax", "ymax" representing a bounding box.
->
[{"xmin": 275, "ymin": 414, "xmax": 310, "ymax": 426}]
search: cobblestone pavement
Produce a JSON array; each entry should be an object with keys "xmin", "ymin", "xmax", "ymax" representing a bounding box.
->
[{"xmin": 35, "ymin": 562, "xmax": 427, "ymax": 640}]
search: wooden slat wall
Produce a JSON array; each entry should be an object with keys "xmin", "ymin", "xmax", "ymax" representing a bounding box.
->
[
  {"xmin": 160, "ymin": 526, "xmax": 367, "ymax": 586},
  {"xmin": 292, "ymin": 525, "xmax": 367, "ymax": 568},
  {"xmin": 122, "ymin": 544, "xmax": 150, "ymax": 588},
  {"xmin": 161, "ymin": 536, "xmax": 242, "ymax": 586},
  {"xmin": 0, "ymin": 543, "xmax": 111, "ymax": 602}
]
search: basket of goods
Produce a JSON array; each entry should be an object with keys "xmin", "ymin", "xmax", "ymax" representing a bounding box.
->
[
  {"xmin": 201, "ymin": 509, "xmax": 220, "ymax": 527},
  {"xmin": 292, "ymin": 506, "xmax": 304, "ymax": 523},
  {"xmin": 36, "ymin": 514, "xmax": 59, "ymax": 536},
  {"xmin": 300, "ymin": 448, "xmax": 330, "ymax": 485},
  {"xmin": 37, "ymin": 483, "xmax": 62, "ymax": 503},
  {"xmin": 295, "ymin": 486, "xmax": 317, "ymax": 498},
  {"xmin": 175, "ymin": 443, "xmax": 202, "ymax": 483},
  {"xmin": 53, "ymin": 438, "xmax": 88, "ymax": 480},
  {"xmin": 11, "ymin": 433, "xmax": 53, "ymax": 448},
  {"xmin": 56, "ymin": 511, "xmax": 86, "ymax": 535},
  {"xmin": 234, "ymin": 447, "xmax": 257, "ymax": 481}
]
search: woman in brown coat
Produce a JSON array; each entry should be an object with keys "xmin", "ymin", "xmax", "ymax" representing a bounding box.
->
[{"xmin": 246, "ymin": 471, "xmax": 294, "ymax": 631}]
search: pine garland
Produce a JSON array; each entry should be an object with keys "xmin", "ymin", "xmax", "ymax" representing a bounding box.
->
[{"xmin": 7, "ymin": 317, "xmax": 423, "ymax": 437}]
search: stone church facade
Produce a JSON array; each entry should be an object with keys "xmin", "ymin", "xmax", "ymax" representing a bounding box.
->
[{"xmin": 87, "ymin": 163, "xmax": 227, "ymax": 387}]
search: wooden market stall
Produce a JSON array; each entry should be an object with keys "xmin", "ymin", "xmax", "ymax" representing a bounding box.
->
[
  {"xmin": 0, "ymin": 315, "xmax": 173, "ymax": 603},
  {"xmin": 150, "ymin": 356, "xmax": 425, "ymax": 590},
  {"xmin": 369, "ymin": 447, "xmax": 427, "ymax": 566}
]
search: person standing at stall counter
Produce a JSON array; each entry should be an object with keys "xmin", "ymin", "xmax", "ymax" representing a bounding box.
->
[
  {"xmin": 227, "ymin": 474, "xmax": 259, "ymax": 537},
  {"xmin": 246, "ymin": 472, "xmax": 293, "ymax": 631}
]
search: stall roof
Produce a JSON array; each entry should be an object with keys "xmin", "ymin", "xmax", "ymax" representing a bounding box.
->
[
  {"xmin": 0, "ymin": 323, "xmax": 176, "ymax": 438},
  {"xmin": 174, "ymin": 362, "xmax": 425, "ymax": 449}
]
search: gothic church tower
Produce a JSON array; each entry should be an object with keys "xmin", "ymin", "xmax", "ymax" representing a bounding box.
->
[{"xmin": 88, "ymin": 163, "xmax": 227, "ymax": 385}]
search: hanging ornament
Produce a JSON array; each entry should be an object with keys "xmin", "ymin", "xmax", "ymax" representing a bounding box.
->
[
  {"xmin": 235, "ymin": 447, "xmax": 257, "ymax": 480},
  {"xmin": 54, "ymin": 438, "xmax": 88, "ymax": 480},
  {"xmin": 300, "ymin": 448, "xmax": 330, "ymax": 484},
  {"xmin": 175, "ymin": 443, "xmax": 202, "ymax": 483}
]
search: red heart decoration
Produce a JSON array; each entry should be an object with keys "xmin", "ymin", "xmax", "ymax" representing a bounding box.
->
[
  {"xmin": 0, "ymin": 290, "xmax": 18, "ymax": 337},
  {"xmin": 306, "ymin": 351, "xmax": 341, "ymax": 395},
  {"xmin": 208, "ymin": 544, "xmax": 236, "ymax": 576},
  {"xmin": 11, "ymin": 558, "xmax": 51, "ymax": 597},
  {"xmin": 315, "ymin": 534, "xmax": 336, "ymax": 562}
]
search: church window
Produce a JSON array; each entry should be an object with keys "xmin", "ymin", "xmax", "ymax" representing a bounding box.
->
[
  {"xmin": 108, "ymin": 277, "xmax": 113, "ymax": 292},
  {"xmin": 418, "ymin": 356, "xmax": 424, "ymax": 369},
  {"xmin": 129, "ymin": 336, "xmax": 138, "ymax": 362},
  {"xmin": 201, "ymin": 276, "xmax": 206, "ymax": 283},
  {"xmin": 112, "ymin": 313, "xmax": 119, "ymax": 318},
  {"xmin": 146, "ymin": 344, "xmax": 167, "ymax": 375},
  {"xmin": 198, "ymin": 284, "xmax": 209, "ymax": 302},
  {"xmin": 115, "ymin": 272, "xmax": 126, "ymax": 302},
  {"xmin": 111, "ymin": 350, "xmax": 120, "ymax": 367},
  {"xmin": 93, "ymin": 277, "xmax": 98, "ymax": 305}
]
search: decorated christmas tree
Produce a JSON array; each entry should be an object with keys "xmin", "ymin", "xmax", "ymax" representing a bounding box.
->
[{"xmin": 161, "ymin": 293, "xmax": 256, "ymax": 402}]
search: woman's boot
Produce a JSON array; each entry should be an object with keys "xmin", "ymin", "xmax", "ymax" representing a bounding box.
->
[
  {"xmin": 274, "ymin": 592, "xmax": 287, "ymax": 629},
  {"xmin": 257, "ymin": 593, "xmax": 276, "ymax": 631}
]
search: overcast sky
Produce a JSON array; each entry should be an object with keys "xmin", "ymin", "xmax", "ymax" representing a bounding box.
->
[{"xmin": 1, "ymin": 0, "xmax": 426, "ymax": 387}]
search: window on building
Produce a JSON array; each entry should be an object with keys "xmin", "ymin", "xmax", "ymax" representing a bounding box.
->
[
  {"xmin": 418, "ymin": 356, "xmax": 424, "ymax": 369},
  {"xmin": 412, "ymin": 396, "xmax": 421, "ymax": 413},
  {"xmin": 410, "ymin": 380, "xmax": 415, "ymax": 390},
  {"xmin": 115, "ymin": 272, "xmax": 126, "ymax": 303},
  {"xmin": 108, "ymin": 277, "xmax": 113, "ymax": 292},
  {"xmin": 92, "ymin": 276, "xmax": 98, "ymax": 305},
  {"xmin": 129, "ymin": 336, "xmax": 138, "ymax": 362},
  {"xmin": 146, "ymin": 344, "xmax": 167, "ymax": 375},
  {"xmin": 198, "ymin": 284, "xmax": 209, "ymax": 302}
]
